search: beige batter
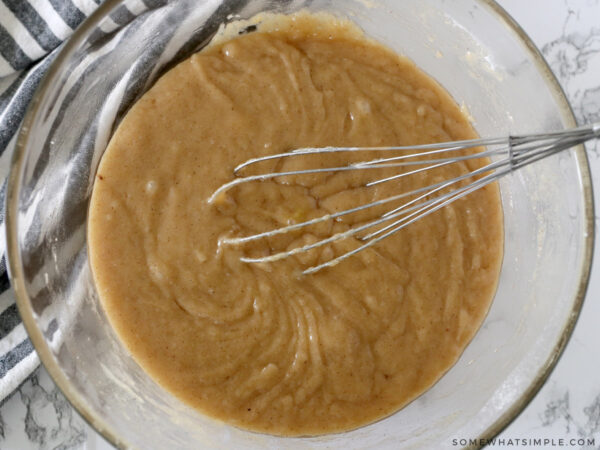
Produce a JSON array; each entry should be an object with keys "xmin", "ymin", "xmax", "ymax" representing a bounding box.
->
[{"xmin": 88, "ymin": 13, "xmax": 503, "ymax": 436}]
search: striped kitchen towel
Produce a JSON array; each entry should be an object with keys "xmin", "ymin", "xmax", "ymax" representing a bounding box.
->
[{"xmin": 0, "ymin": 0, "xmax": 105, "ymax": 402}]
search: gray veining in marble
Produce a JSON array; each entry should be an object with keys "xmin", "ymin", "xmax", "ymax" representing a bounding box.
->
[
  {"xmin": 541, "ymin": 9, "xmax": 600, "ymax": 154},
  {"xmin": 533, "ymin": 390, "xmax": 600, "ymax": 449},
  {"xmin": 0, "ymin": 367, "xmax": 86, "ymax": 449}
]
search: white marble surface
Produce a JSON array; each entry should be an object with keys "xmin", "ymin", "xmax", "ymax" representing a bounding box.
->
[{"xmin": 1, "ymin": 0, "xmax": 599, "ymax": 448}]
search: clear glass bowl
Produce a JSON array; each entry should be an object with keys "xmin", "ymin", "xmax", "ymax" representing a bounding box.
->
[{"xmin": 6, "ymin": 0, "xmax": 594, "ymax": 448}]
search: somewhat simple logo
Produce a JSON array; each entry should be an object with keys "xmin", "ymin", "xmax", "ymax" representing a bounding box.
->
[{"xmin": 451, "ymin": 438, "xmax": 596, "ymax": 447}]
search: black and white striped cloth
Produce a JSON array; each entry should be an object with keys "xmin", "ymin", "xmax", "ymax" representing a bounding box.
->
[{"xmin": 0, "ymin": 0, "xmax": 105, "ymax": 402}]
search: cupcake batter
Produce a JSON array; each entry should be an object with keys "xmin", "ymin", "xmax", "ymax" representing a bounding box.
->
[{"xmin": 88, "ymin": 13, "xmax": 503, "ymax": 436}]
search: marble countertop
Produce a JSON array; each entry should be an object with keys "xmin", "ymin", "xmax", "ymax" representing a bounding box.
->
[{"xmin": 1, "ymin": 0, "xmax": 599, "ymax": 448}]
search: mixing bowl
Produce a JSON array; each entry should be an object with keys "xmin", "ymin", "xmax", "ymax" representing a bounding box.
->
[{"xmin": 6, "ymin": 0, "xmax": 594, "ymax": 448}]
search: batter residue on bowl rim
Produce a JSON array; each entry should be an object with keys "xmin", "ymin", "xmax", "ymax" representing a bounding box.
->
[{"xmin": 88, "ymin": 12, "xmax": 503, "ymax": 436}]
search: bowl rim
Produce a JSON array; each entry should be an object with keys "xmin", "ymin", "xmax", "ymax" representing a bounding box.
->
[{"xmin": 5, "ymin": 0, "xmax": 594, "ymax": 449}]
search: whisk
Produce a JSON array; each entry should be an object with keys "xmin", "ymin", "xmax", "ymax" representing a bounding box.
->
[{"xmin": 209, "ymin": 122, "xmax": 599, "ymax": 274}]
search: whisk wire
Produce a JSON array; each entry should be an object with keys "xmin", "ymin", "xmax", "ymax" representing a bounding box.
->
[
  {"xmin": 211, "ymin": 122, "xmax": 599, "ymax": 274},
  {"xmin": 303, "ymin": 172, "xmax": 503, "ymax": 274},
  {"xmin": 222, "ymin": 157, "xmax": 499, "ymax": 246},
  {"xmin": 237, "ymin": 160, "xmax": 500, "ymax": 266}
]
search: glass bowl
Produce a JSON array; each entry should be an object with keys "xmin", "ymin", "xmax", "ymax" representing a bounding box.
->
[{"xmin": 6, "ymin": 0, "xmax": 594, "ymax": 448}]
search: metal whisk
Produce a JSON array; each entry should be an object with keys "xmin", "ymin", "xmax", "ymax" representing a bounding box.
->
[{"xmin": 209, "ymin": 122, "xmax": 599, "ymax": 274}]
